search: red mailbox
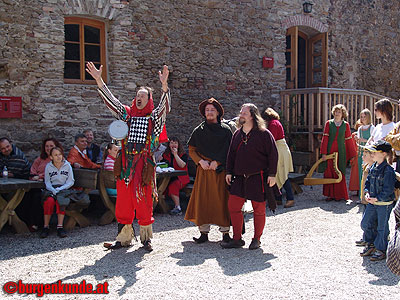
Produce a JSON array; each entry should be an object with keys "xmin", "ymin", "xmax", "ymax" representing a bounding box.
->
[
  {"xmin": 262, "ymin": 57, "xmax": 274, "ymax": 69},
  {"xmin": 0, "ymin": 96, "xmax": 22, "ymax": 118}
]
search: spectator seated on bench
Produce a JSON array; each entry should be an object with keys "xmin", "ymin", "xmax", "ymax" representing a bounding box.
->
[
  {"xmin": 67, "ymin": 134, "xmax": 101, "ymax": 170},
  {"xmin": 161, "ymin": 137, "xmax": 190, "ymax": 216},
  {"xmin": 102, "ymin": 143, "xmax": 119, "ymax": 196},
  {"xmin": 97, "ymin": 143, "xmax": 119, "ymax": 225},
  {"xmin": 40, "ymin": 147, "xmax": 90, "ymax": 238}
]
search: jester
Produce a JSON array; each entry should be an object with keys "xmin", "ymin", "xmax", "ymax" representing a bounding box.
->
[{"xmin": 86, "ymin": 62, "xmax": 170, "ymax": 252}]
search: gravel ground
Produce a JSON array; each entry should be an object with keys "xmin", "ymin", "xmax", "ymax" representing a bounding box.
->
[{"xmin": 1, "ymin": 175, "xmax": 399, "ymax": 299}]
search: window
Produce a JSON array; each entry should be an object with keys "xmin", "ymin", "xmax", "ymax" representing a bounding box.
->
[{"xmin": 64, "ymin": 17, "xmax": 106, "ymax": 84}]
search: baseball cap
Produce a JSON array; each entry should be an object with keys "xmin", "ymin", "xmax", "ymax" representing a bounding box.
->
[{"xmin": 363, "ymin": 140, "xmax": 392, "ymax": 153}]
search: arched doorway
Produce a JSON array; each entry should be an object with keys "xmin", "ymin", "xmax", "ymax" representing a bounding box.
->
[{"xmin": 285, "ymin": 26, "xmax": 328, "ymax": 89}]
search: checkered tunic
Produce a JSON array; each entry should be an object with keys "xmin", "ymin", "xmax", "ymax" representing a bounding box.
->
[
  {"xmin": 387, "ymin": 200, "xmax": 400, "ymax": 276},
  {"xmin": 98, "ymin": 84, "xmax": 171, "ymax": 145}
]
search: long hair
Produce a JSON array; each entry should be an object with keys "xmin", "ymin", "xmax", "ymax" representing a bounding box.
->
[
  {"xmin": 103, "ymin": 142, "xmax": 116, "ymax": 162},
  {"xmin": 163, "ymin": 137, "xmax": 185, "ymax": 156},
  {"xmin": 40, "ymin": 138, "xmax": 63, "ymax": 159},
  {"xmin": 263, "ymin": 107, "xmax": 280, "ymax": 122},
  {"xmin": 239, "ymin": 103, "xmax": 266, "ymax": 131},
  {"xmin": 360, "ymin": 108, "xmax": 372, "ymax": 125}
]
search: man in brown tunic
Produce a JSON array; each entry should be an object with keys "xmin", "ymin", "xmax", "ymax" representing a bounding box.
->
[
  {"xmin": 222, "ymin": 103, "xmax": 278, "ymax": 250},
  {"xmin": 185, "ymin": 98, "xmax": 233, "ymax": 243}
]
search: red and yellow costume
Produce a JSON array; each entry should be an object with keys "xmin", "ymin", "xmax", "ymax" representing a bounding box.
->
[{"xmin": 98, "ymin": 84, "xmax": 170, "ymax": 247}]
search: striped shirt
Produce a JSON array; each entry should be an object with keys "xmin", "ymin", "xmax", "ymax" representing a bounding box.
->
[
  {"xmin": 103, "ymin": 155, "xmax": 116, "ymax": 171},
  {"xmin": 0, "ymin": 145, "xmax": 31, "ymax": 179}
]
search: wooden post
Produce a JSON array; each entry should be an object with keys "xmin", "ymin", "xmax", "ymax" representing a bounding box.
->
[{"xmin": 308, "ymin": 93, "xmax": 314, "ymax": 151}]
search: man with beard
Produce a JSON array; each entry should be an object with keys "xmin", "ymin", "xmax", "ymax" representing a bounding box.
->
[
  {"xmin": 222, "ymin": 103, "xmax": 278, "ymax": 250},
  {"xmin": 86, "ymin": 62, "xmax": 170, "ymax": 252},
  {"xmin": 185, "ymin": 98, "xmax": 233, "ymax": 244}
]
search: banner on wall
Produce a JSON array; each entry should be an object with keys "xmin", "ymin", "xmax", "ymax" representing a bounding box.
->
[{"xmin": 0, "ymin": 96, "xmax": 22, "ymax": 118}]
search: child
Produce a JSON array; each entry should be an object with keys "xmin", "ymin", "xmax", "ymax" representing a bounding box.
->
[
  {"xmin": 355, "ymin": 149, "xmax": 375, "ymax": 247},
  {"xmin": 40, "ymin": 147, "xmax": 74, "ymax": 238},
  {"xmin": 360, "ymin": 140, "xmax": 396, "ymax": 261},
  {"xmin": 103, "ymin": 143, "xmax": 119, "ymax": 171},
  {"xmin": 349, "ymin": 119, "xmax": 363, "ymax": 196},
  {"xmin": 102, "ymin": 143, "xmax": 119, "ymax": 196},
  {"xmin": 356, "ymin": 109, "xmax": 375, "ymax": 186}
]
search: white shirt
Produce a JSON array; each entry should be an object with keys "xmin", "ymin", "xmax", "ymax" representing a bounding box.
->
[
  {"xmin": 44, "ymin": 160, "xmax": 75, "ymax": 194},
  {"xmin": 369, "ymin": 122, "xmax": 395, "ymax": 143},
  {"xmin": 74, "ymin": 145, "xmax": 87, "ymax": 158}
]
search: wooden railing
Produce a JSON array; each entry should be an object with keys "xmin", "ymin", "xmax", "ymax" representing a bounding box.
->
[{"xmin": 280, "ymin": 88, "xmax": 399, "ymax": 151}]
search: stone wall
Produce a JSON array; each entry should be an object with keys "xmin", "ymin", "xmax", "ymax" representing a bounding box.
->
[
  {"xmin": 328, "ymin": 0, "xmax": 400, "ymax": 98},
  {"xmin": 0, "ymin": 0, "xmax": 398, "ymax": 160}
]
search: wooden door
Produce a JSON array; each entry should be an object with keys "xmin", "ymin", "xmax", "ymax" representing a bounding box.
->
[
  {"xmin": 308, "ymin": 32, "xmax": 328, "ymax": 87},
  {"xmin": 285, "ymin": 27, "xmax": 298, "ymax": 89}
]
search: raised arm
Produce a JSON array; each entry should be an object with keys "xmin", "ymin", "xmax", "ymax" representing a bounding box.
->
[
  {"xmin": 86, "ymin": 62, "xmax": 105, "ymax": 88},
  {"xmin": 86, "ymin": 62, "xmax": 128, "ymax": 120},
  {"xmin": 152, "ymin": 65, "xmax": 171, "ymax": 136}
]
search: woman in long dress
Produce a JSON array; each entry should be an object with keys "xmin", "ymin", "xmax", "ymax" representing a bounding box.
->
[{"xmin": 320, "ymin": 104, "xmax": 357, "ymax": 201}]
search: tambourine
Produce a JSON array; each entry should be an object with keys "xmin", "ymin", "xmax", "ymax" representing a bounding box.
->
[{"xmin": 108, "ymin": 120, "xmax": 128, "ymax": 140}]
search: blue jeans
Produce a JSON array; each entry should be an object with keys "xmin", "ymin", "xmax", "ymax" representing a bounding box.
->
[
  {"xmin": 361, "ymin": 203, "xmax": 394, "ymax": 251},
  {"xmin": 276, "ymin": 179, "xmax": 294, "ymax": 203}
]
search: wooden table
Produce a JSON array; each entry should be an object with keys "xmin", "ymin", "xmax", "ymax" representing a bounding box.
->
[
  {"xmin": 156, "ymin": 170, "xmax": 187, "ymax": 213},
  {"xmin": 0, "ymin": 178, "xmax": 44, "ymax": 233}
]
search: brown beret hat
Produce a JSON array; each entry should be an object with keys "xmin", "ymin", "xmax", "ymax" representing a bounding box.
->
[{"xmin": 199, "ymin": 98, "xmax": 224, "ymax": 118}]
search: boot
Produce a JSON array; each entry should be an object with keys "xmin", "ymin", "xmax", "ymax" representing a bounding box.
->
[
  {"xmin": 103, "ymin": 241, "xmax": 122, "ymax": 250},
  {"xmin": 193, "ymin": 232, "xmax": 208, "ymax": 244},
  {"xmin": 221, "ymin": 238, "xmax": 245, "ymax": 249},
  {"xmin": 222, "ymin": 233, "xmax": 232, "ymax": 243},
  {"xmin": 249, "ymin": 238, "xmax": 261, "ymax": 250},
  {"xmin": 103, "ymin": 223, "xmax": 128, "ymax": 250},
  {"xmin": 284, "ymin": 200, "xmax": 295, "ymax": 208},
  {"xmin": 143, "ymin": 240, "xmax": 153, "ymax": 252}
]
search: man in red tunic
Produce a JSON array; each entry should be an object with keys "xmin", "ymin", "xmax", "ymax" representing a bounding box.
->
[{"xmin": 222, "ymin": 103, "xmax": 278, "ymax": 250}]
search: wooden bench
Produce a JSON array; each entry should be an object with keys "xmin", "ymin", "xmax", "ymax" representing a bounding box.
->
[
  {"xmin": 64, "ymin": 169, "xmax": 98, "ymax": 230},
  {"xmin": 98, "ymin": 170, "xmax": 116, "ymax": 225}
]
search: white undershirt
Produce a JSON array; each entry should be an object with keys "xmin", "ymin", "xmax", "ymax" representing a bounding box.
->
[{"xmin": 369, "ymin": 122, "xmax": 395, "ymax": 143}]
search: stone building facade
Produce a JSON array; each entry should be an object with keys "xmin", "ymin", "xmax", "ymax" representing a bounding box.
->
[{"xmin": 0, "ymin": 0, "xmax": 399, "ymax": 159}]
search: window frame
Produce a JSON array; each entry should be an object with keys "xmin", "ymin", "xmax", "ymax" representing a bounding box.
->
[{"xmin": 64, "ymin": 17, "xmax": 107, "ymax": 84}]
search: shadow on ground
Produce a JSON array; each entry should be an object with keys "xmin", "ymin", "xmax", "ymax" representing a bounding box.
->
[
  {"xmin": 60, "ymin": 247, "xmax": 146, "ymax": 296},
  {"xmin": 170, "ymin": 241, "xmax": 277, "ymax": 276},
  {"xmin": 362, "ymin": 256, "xmax": 400, "ymax": 286}
]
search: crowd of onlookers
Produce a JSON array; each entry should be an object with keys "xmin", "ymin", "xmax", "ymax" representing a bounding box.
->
[
  {"xmin": 0, "ymin": 130, "xmax": 111, "ymax": 238},
  {"xmin": 317, "ymin": 98, "xmax": 399, "ymax": 267},
  {"xmin": 1, "ymin": 100, "xmax": 399, "ymax": 274}
]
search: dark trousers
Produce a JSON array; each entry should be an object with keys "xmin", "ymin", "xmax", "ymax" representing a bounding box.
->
[{"xmin": 276, "ymin": 179, "xmax": 294, "ymax": 203}]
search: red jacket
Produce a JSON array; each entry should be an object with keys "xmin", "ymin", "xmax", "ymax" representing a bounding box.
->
[{"xmin": 67, "ymin": 147, "xmax": 101, "ymax": 169}]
